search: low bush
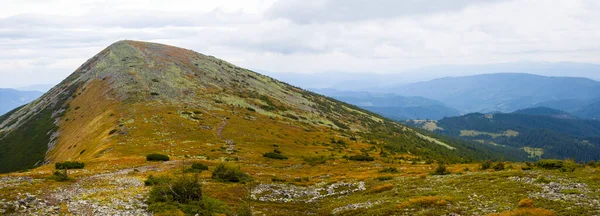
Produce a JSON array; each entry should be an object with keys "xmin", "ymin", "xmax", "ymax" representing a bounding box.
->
[
  {"xmin": 55, "ymin": 161, "xmax": 85, "ymax": 169},
  {"xmin": 379, "ymin": 167, "xmax": 399, "ymax": 173},
  {"xmin": 535, "ymin": 159, "xmax": 564, "ymax": 169},
  {"xmin": 480, "ymin": 160, "xmax": 493, "ymax": 170},
  {"xmin": 431, "ymin": 164, "xmax": 451, "ymax": 175},
  {"xmin": 50, "ymin": 170, "xmax": 69, "ymax": 182},
  {"xmin": 588, "ymin": 160, "xmax": 597, "ymax": 168},
  {"xmin": 493, "ymin": 162, "xmax": 506, "ymax": 171},
  {"xmin": 271, "ymin": 176, "xmax": 285, "ymax": 182},
  {"xmin": 145, "ymin": 175, "xmax": 170, "ymax": 186},
  {"xmin": 377, "ymin": 176, "xmax": 393, "ymax": 181},
  {"xmin": 147, "ymin": 154, "xmax": 170, "ymax": 161},
  {"xmin": 211, "ymin": 163, "xmax": 252, "ymax": 183},
  {"xmin": 263, "ymin": 152, "xmax": 288, "ymax": 160},
  {"xmin": 348, "ymin": 155, "xmax": 375, "ymax": 161},
  {"xmin": 534, "ymin": 176, "xmax": 551, "ymax": 184},
  {"xmin": 147, "ymin": 175, "xmax": 228, "ymax": 215},
  {"xmin": 191, "ymin": 163, "xmax": 209, "ymax": 171},
  {"xmin": 246, "ymin": 107, "xmax": 256, "ymax": 112},
  {"xmin": 536, "ymin": 159, "xmax": 577, "ymax": 172},
  {"xmin": 397, "ymin": 196, "xmax": 450, "ymax": 209}
]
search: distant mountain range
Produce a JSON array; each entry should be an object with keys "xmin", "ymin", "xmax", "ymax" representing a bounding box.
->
[
  {"xmin": 383, "ymin": 73, "xmax": 600, "ymax": 113},
  {"xmin": 312, "ymin": 89, "xmax": 460, "ymax": 120},
  {"xmin": 408, "ymin": 107, "xmax": 600, "ymax": 162},
  {"xmin": 0, "ymin": 88, "xmax": 43, "ymax": 115}
]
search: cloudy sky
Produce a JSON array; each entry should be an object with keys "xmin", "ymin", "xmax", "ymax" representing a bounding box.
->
[{"xmin": 2, "ymin": 0, "xmax": 600, "ymax": 89}]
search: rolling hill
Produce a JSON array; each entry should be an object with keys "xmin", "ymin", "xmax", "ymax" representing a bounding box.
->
[
  {"xmin": 0, "ymin": 40, "xmax": 511, "ymax": 173},
  {"xmin": 0, "ymin": 88, "xmax": 43, "ymax": 115},
  {"xmin": 408, "ymin": 107, "xmax": 600, "ymax": 162},
  {"xmin": 312, "ymin": 89, "xmax": 460, "ymax": 120},
  {"xmin": 385, "ymin": 73, "xmax": 600, "ymax": 113}
]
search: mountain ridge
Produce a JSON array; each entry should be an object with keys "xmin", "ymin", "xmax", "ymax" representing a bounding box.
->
[{"xmin": 0, "ymin": 40, "xmax": 509, "ymax": 173}]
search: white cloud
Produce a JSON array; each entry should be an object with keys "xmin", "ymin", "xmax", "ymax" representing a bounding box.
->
[{"xmin": 0, "ymin": 0, "xmax": 600, "ymax": 88}]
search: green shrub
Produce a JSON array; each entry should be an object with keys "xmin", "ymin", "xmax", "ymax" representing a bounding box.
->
[
  {"xmin": 186, "ymin": 163, "xmax": 209, "ymax": 173},
  {"xmin": 379, "ymin": 167, "xmax": 399, "ymax": 173},
  {"xmin": 271, "ymin": 176, "xmax": 286, "ymax": 182},
  {"xmin": 493, "ymin": 162, "xmax": 505, "ymax": 171},
  {"xmin": 191, "ymin": 163, "xmax": 209, "ymax": 171},
  {"xmin": 588, "ymin": 160, "xmax": 597, "ymax": 168},
  {"xmin": 246, "ymin": 107, "xmax": 256, "ymax": 112},
  {"xmin": 150, "ymin": 92, "xmax": 160, "ymax": 96},
  {"xmin": 147, "ymin": 154, "xmax": 170, "ymax": 161},
  {"xmin": 145, "ymin": 175, "xmax": 170, "ymax": 186},
  {"xmin": 536, "ymin": 159, "xmax": 577, "ymax": 172},
  {"xmin": 534, "ymin": 176, "xmax": 551, "ymax": 184},
  {"xmin": 263, "ymin": 152, "xmax": 288, "ymax": 160},
  {"xmin": 480, "ymin": 160, "xmax": 493, "ymax": 170},
  {"xmin": 50, "ymin": 170, "xmax": 69, "ymax": 182},
  {"xmin": 431, "ymin": 164, "xmax": 451, "ymax": 175},
  {"xmin": 283, "ymin": 113, "xmax": 299, "ymax": 120},
  {"xmin": 377, "ymin": 176, "xmax": 393, "ymax": 181},
  {"xmin": 108, "ymin": 129, "xmax": 118, "ymax": 135},
  {"xmin": 348, "ymin": 155, "xmax": 375, "ymax": 161},
  {"xmin": 535, "ymin": 159, "xmax": 564, "ymax": 169},
  {"xmin": 147, "ymin": 175, "xmax": 228, "ymax": 215},
  {"xmin": 211, "ymin": 163, "xmax": 252, "ymax": 183},
  {"xmin": 55, "ymin": 161, "xmax": 85, "ymax": 169}
]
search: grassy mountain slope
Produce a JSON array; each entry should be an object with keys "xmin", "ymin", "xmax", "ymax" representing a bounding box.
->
[
  {"xmin": 409, "ymin": 109, "xmax": 600, "ymax": 162},
  {"xmin": 0, "ymin": 40, "xmax": 502, "ymax": 173}
]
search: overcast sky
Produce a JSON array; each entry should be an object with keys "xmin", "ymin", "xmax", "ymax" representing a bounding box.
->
[{"xmin": 2, "ymin": 0, "xmax": 600, "ymax": 89}]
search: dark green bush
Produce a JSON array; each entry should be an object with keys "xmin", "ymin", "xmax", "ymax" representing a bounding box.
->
[
  {"xmin": 108, "ymin": 129, "xmax": 118, "ymax": 135},
  {"xmin": 246, "ymin": 107, "xmax": 256, "ymax": 112},
  {"xmin": 348, "ymin": 155, "xmax": 375, "ymax": 161},
  {"xmin": 282, "ymin": 113, "xmax": 299, "ymax": 120},
  {"xmin": 377, "ymin": 176, "xmax": 393, "ymax": 181},
  {"xmin": 493, "ymin": 162, "xmax": 505, "ymax": 171},
  {"xmin": 431, "ymin": 164, "xmax": 451, "ymax": 175},
  {"xmin": 150, "ymin": 92, "xmax": 160, "ymax": 96},
  {"xmin": 147, "ymin": 175, "xmax": 228, "ymax": 215},
  {"xmin": 271, "ymin": 176, "xmax": 285, "ymax": 182},
  {"xmin": 379, "ymin": 167, "xmax": 399, "ymax": 173},
  {"xmin": 211, "ymin": 163, "xmax": 252, "ymax": 183},
  {"xmin": 55, "ymin": 161, "xmax": 85, "ymax": 169},
  {"xmin": 536, "ymin": 159, "xmax": 577, "ymax": 172},
  {"xmin": 145, "ymin": 175, "xmax": 170, "ymax": 186},
  {"xmin": 191, "ymin": 163, "xmax": 209, "ymax": 171},
  {"xmin": 536, "ymin": 159, "xmax": 564, "ymax": 169},
  {"xmin": 50, "ymin": 170, "xmax": 69, "ymax": 182},
  {"xmin": 480, "ymin": 160, "xmax": 493, "ymax": 170},
  {"xmin": 588, "ymin": 160, "xmax": 597, "ymax": 168},
  {"xmin": 147, "ymin": 154, "xmax": 170, "ymax": 161},
  {"xmin": 263, "ymin": 152, "xmax": 288, "ymax": 160},
  {"xmin": 186, "ymin": 163, "xmax": 209, "ymax": 173}
]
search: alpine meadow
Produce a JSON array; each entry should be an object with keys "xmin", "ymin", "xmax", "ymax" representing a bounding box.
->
[{"xmin": 2, "ymin": 1, "xmax": 600, "ymax": 215}]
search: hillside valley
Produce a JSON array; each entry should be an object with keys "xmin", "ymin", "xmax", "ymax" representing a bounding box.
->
[{"xmin": 408, "ymin": 107, "xmax": 600, "ymax": 162}]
